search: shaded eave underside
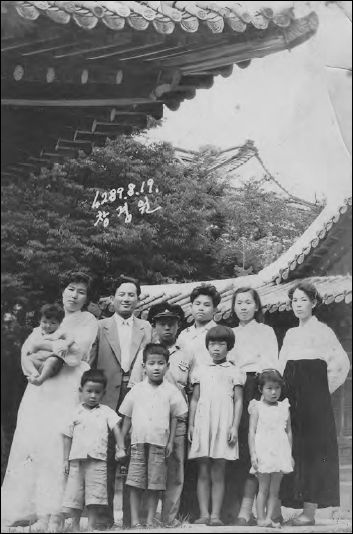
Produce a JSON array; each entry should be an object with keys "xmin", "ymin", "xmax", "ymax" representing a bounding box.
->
[{"xmin": 1, "ymin": 3, "xmax": 318, "ymax": 179}]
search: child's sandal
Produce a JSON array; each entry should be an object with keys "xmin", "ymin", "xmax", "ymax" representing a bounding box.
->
[{"xmin": 193, "ymin": 516, "xmax": 210, "ymax": 525}]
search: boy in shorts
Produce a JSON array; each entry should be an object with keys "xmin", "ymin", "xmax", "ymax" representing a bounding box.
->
[
  {"xmin": 117, "ymin": 343, "xmax": 187, "ymax": 528},
  {"xmin": 62, "ymin": 369, "xmax": 125, "ymax": 531}
]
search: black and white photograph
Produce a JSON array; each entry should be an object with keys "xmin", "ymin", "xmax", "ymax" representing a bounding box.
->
[{"xmin": 1, "ymin": 1, "xmax": 352, "ymax": 533}]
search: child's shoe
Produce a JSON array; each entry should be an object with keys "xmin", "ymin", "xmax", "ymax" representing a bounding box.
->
[
  {"xmin": 165, "ymin": 518, "xmax": 182, "ymax": 528},
  {"xmin": 193, "ymin": 516, "xmax": 210, "ymax": 525},
  {"xmin": 257, "ymin": 518, "xmax": 272, "ymax": 527},
  {"xmin": 209, "ymin": 516, "xmax": 224, "ymax": 526}
]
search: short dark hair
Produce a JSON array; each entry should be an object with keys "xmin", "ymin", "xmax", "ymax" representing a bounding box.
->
[
  {"xmin": 206, "ymin": 325, "xmax": 235, "ymax": 351},
  {"xmin": 40, "ymin": 303, "xmax": 65, "ymax": 323},
  {"xmin": 190, "ymin": 284, "xmax": 221, "ymax": 308},
  {"xmin": 61, "ymin": 271, "xmax": 94, "ymax": 303},
  {"xmin": 257, "ymin": 369, "xmax": 284, "ymax": 390},
  {"xmin": 143, "ymin": 343, "xmax": 169, "ymax": 364},
  {"xmin": 80, "ymin": 369, "xmax": 107, "ymax": 389},
  {"xmin": 231, "ymin": 287, "xmax": 264, "ymax": 324},
  {"xmin": 288, "ymin": 281, "xmax": 322, "ymax": 306},
  {"xmin": 115, "ymin": 275, "xmax": 141, "ymax": 297}
]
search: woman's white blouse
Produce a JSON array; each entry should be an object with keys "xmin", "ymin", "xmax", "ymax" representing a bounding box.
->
[
  {"xmin": 279, "ymin": 316, "xmax": 350, "ymax": 394},
  {"xmin": 229, "ymin": 320, "xmax": 279, "ymax": 373}
]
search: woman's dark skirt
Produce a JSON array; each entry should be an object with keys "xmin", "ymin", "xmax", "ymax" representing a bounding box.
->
[
  {"xmin": 280, "ymin": 359, "xmax": 340, "ymax": 509},
  {"xmin": 221, "ymin": 372, "xmax": 261, "ymax": 524}
]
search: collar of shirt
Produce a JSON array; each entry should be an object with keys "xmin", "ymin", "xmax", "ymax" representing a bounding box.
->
[
  {"xmin": 154, "ymin": 339, "xmax": 180, "ymax": 355},
  {"xmin": 209, "ymin": 361, "xmax": 232, "ymax": 368},
  {"xmin": 299, "ymin": 315, "xmax": 318, "ymax": 329},
  {"xmin": 79, "ymin": 403, "xmax": 101, "ymax": 412},
  {"xmin": 115, "ymin": 313, "xmax": 133, "ymax": 328},
  {"xmin": 189, "ymin": 320, "xmax": 217, "ymax": 336},
  {"xmin": 168, "ymin": 343, "xmax": 180, "ymax": 355},
  {"xmin": 142, "ymin": 376, "xmax": 168, "ymax": 389},
  {"xmin": 237, "ymin": 318, "xmax": 258, "ymax": 330}
]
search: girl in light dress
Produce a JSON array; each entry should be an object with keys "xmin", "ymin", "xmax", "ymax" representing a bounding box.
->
[
  {"xmin": 188, "ymin": 326, "xmax": 244, "ymax": 527},
  {"xmin": 1, "ymin": 272, "xmax": 98, "ymax": 533},
  {"xmin": 248, "ymin": 370, "xmax": 293, "ymax": 528},
  {"xmin": 279, "ymin": 282, "xmax": 350, "ymax": 527},
  {"xmin": 228, "ymin": 287, "xmax": 279, "ymax": 526}
]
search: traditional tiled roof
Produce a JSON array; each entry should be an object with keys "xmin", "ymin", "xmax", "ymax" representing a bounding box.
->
[
  {"xmin": 258, "ymin": 196, "xmax": 352, "ymax": 285},
  {"xmin": 96, "ymin": 196, "xmax": 352, "ymax": 321},
  {"xmin": 259, "ymin": 274, "xmax": 352, "ymax": 313},
  {"xmin": 96, "ymin": 273, "xmax": 352, "ymax": 322},
  {"xmin": 174, "ymin": 141, "xmax": 318, "ymax": 209},
  {"xmin": 6, "ymin": 1, "xmax": 319, "ymax": 35}
]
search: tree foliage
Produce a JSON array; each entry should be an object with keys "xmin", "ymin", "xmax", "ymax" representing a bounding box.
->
[{"xmin": 1, "ymin": 137, "xmax": 320, "ymax": 311}]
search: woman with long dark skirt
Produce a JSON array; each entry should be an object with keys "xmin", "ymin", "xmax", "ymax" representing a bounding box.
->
[{"xmin": 279, "ymin": 281, "xmax": 349, "ymax": 526}]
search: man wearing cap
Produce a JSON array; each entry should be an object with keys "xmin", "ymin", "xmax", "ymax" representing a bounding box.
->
[
  {"xmin": 91, "ymin": 275, "xmax": 152, "ymax": 529},
  {"xmin": 129, "ymin": 302, "xmax": 196, "ymax": 528}
]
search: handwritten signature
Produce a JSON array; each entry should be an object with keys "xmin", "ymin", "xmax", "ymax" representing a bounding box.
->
[{"xmin": 93, "ymin": 180, "xmax": 161, "ymax": 227}]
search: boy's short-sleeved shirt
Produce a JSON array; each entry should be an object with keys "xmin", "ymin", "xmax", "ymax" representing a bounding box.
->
[
  {"xmin": 119, "ymin": 378, "xmax": 187, "ymax": 447},
  {"xmin": 63, "ymin": 404, "xmax": 120, "ymax": 461}
]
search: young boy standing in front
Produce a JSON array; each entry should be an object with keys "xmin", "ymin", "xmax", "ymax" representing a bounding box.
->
[
  {"xmin": 117, "ymin": 343, "xmax": 187, "ymax": 528},
  {"xmin": 62, "ymin": 369, "xmax": 125, "ymax": 531}
]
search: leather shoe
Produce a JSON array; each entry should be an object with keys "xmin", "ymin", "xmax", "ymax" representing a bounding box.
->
[
  {"xmin": 235, "ymin": 514, "xmax": 257, "ymax": 526},
  {"xmin": 209, "ymin": 517, "xmax": 224, "ymax": 526},
  {"xmin": 292, "ymin": 516, "xmax": 315, "ymax": 526},
  {"xmin": 193, "ymin": 516, "xmax": 210, "ymax": 525},
  {"xmin": 272, "ymin": 514, "xmax": 284, "ymax": 525}
]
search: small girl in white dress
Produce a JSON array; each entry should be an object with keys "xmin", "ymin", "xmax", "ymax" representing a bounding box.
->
[
  {"xmin": 248, "ymin": 370, "xmax": 293, "ymax": 528},
  {"xmin": 188, "ymin": 326, "xmax": 244, "ymax": 526}
]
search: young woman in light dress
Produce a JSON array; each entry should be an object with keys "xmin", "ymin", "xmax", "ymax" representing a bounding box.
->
[{"xmin": 1, "ymin": 272, "xmax": 98, "ymax": 533}]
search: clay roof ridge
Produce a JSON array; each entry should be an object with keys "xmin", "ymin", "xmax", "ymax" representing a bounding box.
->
[
  {"xmin": 257, "ymin": 196, "xmax": 352, "ymax": 286},
  {"xmin": 7, "ymin": 1, "xmax": 319, "ymax": 35}
]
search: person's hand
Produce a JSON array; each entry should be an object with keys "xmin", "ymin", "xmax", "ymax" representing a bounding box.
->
[
  {"xmin": 251, "ymin": 454, "xmax": 258, "ymax": 471},
  {"xmin": 188, "ymin": 425, "xmax": 194, "ymax": 443},
  {"xmin": 165, "ymin": 441, "xmax": 173, "ymax": 458},
  {"xmin": 227, "ymin": 426, "xmax": 238, "ymax": 446},
  {"xmin": 115, "ymin": 448, "xmax": 127, "ymax": 462},
  {"xmin": 63, "ymin": 460, "xmax": 70, "ymax": 477},
  {"xmin": 59, "ymin": 332, "xmax": 75, "ymax": 348}
]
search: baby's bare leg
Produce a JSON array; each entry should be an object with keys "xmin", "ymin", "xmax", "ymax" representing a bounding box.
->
[
  {"xmin": 29, "ymin": 356, "xmax": 64, "ymax": 385},
  {"xmin": 26, "ymin": 355, "xmax": 41, "ymax": 379}
]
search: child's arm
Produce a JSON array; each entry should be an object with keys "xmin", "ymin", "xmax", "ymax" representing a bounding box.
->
[
  {"xmin": 63, "ymin": 435, "xmax": 72, "ymax": 476},
  {"xmin": 112, "ymin": 421, "xmax": 127, "ymax": 461},
  {"xmin": 166, "ymin": 416, "xmax": 177, "ymax": 458},
  {"xmin": 285, "ymin": 413, "xmax": 294, "ymax": 468},
  {"xmin": 188, "ymin": 383, "xmax": 200, "ymax": 442},
  {"xmin": 248, "ymin": 404, "xmax": 259, "ymax": 471},
  {"xmin": 115, "ymin": 416, "xmax": 131, "ymax": 461},
  {"xmin": 228, "ymin": 385, "xmax": 243, "ymax": 445}
]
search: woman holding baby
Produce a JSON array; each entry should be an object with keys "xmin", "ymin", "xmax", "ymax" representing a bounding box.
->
[{"xmin": 1, "ymin": 272, "xmax": 98, "ymax": 532}]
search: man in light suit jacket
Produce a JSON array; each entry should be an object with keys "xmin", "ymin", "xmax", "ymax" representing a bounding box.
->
[{"xmin": 91, "ymin": 275, "xmax": 152, "ymax": 529}]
